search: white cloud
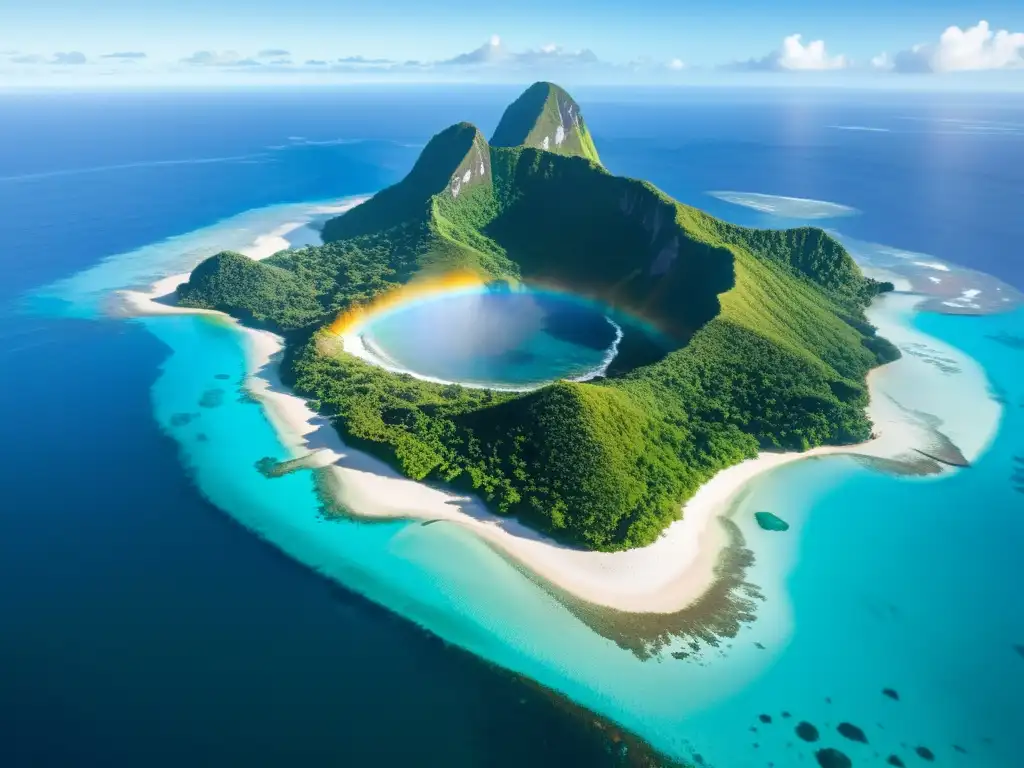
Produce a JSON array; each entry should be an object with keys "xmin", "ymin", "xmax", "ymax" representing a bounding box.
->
[
  {"xmin": 257, "ymin": 48, "xmax": 290, "ymax": 58},
  {"xmin": 102, "ymin": 51, "xmax": 147, "ymax": 60},
  {"xmin": 437, "ymin": 36, "xmax": 599, "ymax": 69},
  {"xmin": 890, "ymin": 20, "xmax": 1024, "ymax": 72},
  {"xmin": 439, "ymin": 35, "xmax": 508, "ymax": 66},
  {"xmin": 728, "ymin": 33, "xmax": 847, "ymax": 71},
  {"xmin": 52, "ymin": 51, "xmax": 87, "ymax": 65},
  {"xmin": 337, "ymin": 56, "xmax": 394, "ymax": 65},
  {"xmin": 668, "ymin": 58, "xmax": 685, "ymax": 71},
  {"xmin": 870, "ymin": 52, "xmax": 893, "ymax": 71},
  {"xmin": 181, "ymin": 51, "xmax": 261, "ymax": 67}
]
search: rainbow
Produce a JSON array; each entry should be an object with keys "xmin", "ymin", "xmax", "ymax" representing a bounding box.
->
[
  {"xmin": 324, "ymin": 270, "xmax": 674, "ymax": 391},
  {"xmin": 325, "ymin": 269, "xmax": 493, "ymax": 336}
]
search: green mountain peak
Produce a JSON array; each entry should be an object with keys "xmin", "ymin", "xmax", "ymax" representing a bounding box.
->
[{"xmin": 490, "ymin": 81, "xmax": 601, "ymax": 164}]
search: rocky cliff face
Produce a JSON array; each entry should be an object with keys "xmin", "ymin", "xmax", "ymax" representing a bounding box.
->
[
  {"xmin": 448, "ymin": 128, "xmax": 492, "ymax": 199},
  {"xmin": 490, "ymin": 81, "xmax": 601, "ymax": 164}
]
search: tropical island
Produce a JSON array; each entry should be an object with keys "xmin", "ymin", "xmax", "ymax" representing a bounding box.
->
[{"xmin": 174, "ymin": 81, "xmax": 898, "ymax": 554}]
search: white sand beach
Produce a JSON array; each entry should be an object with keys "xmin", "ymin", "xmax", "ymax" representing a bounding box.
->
[{"xmin": 117, "ymin": 230, "xmax": 1001, "ymax": 615}]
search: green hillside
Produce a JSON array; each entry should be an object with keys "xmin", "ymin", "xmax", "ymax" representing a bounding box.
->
[
  {"xmin": 178, "ymin": 83, "xmax": 897, "ymax": 552},
  {"xmin": 490, "ymin": 81, "xmax": 601, "ymax": 164}
]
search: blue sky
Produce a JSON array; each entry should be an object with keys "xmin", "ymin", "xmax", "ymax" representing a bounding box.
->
[{"xmin": 3, "ymin": 0, "xmax": 1024, "ymax": 87}]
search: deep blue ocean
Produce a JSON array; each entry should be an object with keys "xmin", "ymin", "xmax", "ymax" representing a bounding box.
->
[{"xmin": 1, "ymin": 86, "xmax": 1022, "ymax": 766}]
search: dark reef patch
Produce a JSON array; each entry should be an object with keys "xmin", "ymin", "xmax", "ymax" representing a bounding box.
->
[
  {"xmin": 170, "ymin": 411, "xmax": 199, "ymax": 427},
  {"xmin": 987, "ymin": 332, "xmax": 1024, "ymax": 350},
  {"xmin": 836, "ymin": 722, "xmax": 867, "ymax": 743},
  {"xmin": 886, "ymin": 756, "xmax": 905, "ymax": 767},
  {"xmin": 759, "ymin": 714, "xmax": 772, "ymax": 724},
  {"xmin": 256, "ymin": 453, "xmax": 323, "ymax": 478},
  {"xmin": 952, "ymin": 745, "xmax": 966, "ymax": 754},
  {"xmin": 882, "ymin": 687, "xmax": 900, "ymax": 701},
  {"xmin": 754, "ymin": 511, "xmax": 789, "ymax": 531},
  {"xmin": 900, "ymin": 341, "xmax": 961, "ymax": 374},
  {"xmin": 215, "ymin": 372, "xmax": 232, "ymax": 380},
  {"xmin": 796, "ymin": 722, "xmax": 820, "ymax": 742},
  {"xmin": 814, "ymin": 747, "xmax": 852, "ymax": 768},
  {"xmin": 1014, "ymin": 644, "xmax": 1024, "ymax": 660},
  {"xmin": 1012, "ymin": 459, "xmax": 1024, "ymax": 494},
  {"xmin": 199, "ymin": 388, "xmax": 225, "ymax": 408},
  {"xmin": 196, "ymin": 433, "xmax": 208, "ymax": 442},
  {"xmin": 914, "ymin": 746, "xmax": 935, "ymax": 761}
]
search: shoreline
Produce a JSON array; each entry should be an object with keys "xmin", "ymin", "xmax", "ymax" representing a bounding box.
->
[{"xmin": 116, "ymin": 234, "xmax": 1000, "ymax": 616}]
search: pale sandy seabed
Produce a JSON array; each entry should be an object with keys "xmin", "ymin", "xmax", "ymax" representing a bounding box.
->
[{"xmin": 115, "ymin": 218, "xmax": 1002, "ymax": 617}]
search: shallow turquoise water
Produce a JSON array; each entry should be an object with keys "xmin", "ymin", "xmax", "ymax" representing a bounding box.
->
[
  {"xmin": 37, "ymin": 200, "xmax": 1024, "ymax": 766},
  {"xmin": 682, "ymin": 308, "xmax": 1024, "ymax": 767},
  {"xmin": 141, "ymin": 301, "xmax": 1024, "ymax": 767}
]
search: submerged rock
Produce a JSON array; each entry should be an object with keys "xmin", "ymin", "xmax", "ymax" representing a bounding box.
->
[
  {"xmin": 199, "ymin": 388, "xmax": 225, "ymax": 408},
  {"xmin": 915, "ymin": 746, "xmax": 935, "ymax": 761},
  {"xmin": 759, "ymin": 714, "xmax": 772, "ymax": 724},
  {"xmin": 886, "ymin": 756, "xmax": 905, "ymax": 767},
  {"xmin": 214, "ymin": 373, "xmax": 231, "ymax": 380},
  {"xmin": 836, "ymin": 722, "xmax": 868, "ymax": 743},
  {"xmin": 1014, "ymin": 644, "xmax": 1024, "ymax": 660},
  {"xmin": 796, "ymin": 722, "xmax": 820, "ymax": 742},
  {"xmin": 882, "ymin": 687, "xmax": 900, "ymax": 701},
  {"xmin": 815, "ymin": 747, "xmax": 852, "ymax": 768},
  {"xmin": 754, "ymin": 511, "xmax": 790, "ymax": 532},
  {"xmin": 170, "ymin": 411, "xmax": 199, "ymax": 427}
]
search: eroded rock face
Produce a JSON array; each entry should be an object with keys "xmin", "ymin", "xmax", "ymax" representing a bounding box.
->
[
  {"xmin": 448, "ymin": 130, "xmax": 491, "ymax": 199},
  {"xmin": 615, "ymin": 188, "xmax": 685, "ymax": 278}
]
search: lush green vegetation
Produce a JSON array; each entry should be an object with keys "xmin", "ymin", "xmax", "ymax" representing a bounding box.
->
[
  {"xmin": 490, "ymin": 81, "xmax": 602, "ymax": 165},
  {"xmin": 179, "ymin": 82, "xmax": 898, "ymax": 552}
]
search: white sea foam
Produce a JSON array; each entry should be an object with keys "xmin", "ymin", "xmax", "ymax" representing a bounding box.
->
[
  {"xmin": 942, "ymin": 288, "xmax": 984, "ymax": 310},
  {"xmin": 570, "ymin": 318, "xmax": 624, "ymax": 382},
  {"xmin": 708, "ymin": 191, "xmax": 858, "ymax": 219},
  {"xmin": 829, "ymin": 125, "xmax": 891, "ymax": 133},
  {"xmin": 913, "ymin": 260, "xmax": 951, "ymax": 271}
]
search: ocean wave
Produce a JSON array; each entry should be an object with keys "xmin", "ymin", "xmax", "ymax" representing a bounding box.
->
[
  {"xmin": 0, "ymin": 153, "xmax": 269, "ymax": 183},
  {"xmin": 570, "ymin": 317, "xmax": 624, "ymax": 382}
]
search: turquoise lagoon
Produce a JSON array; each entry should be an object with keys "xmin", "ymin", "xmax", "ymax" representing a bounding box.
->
[
  {"xmin": 355, "ymin": 287, "xmax": 620, "ymax": 389},
  {"xmin": 38, "ymin": 199, "xmax": 1024, "ymax": 767}
]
